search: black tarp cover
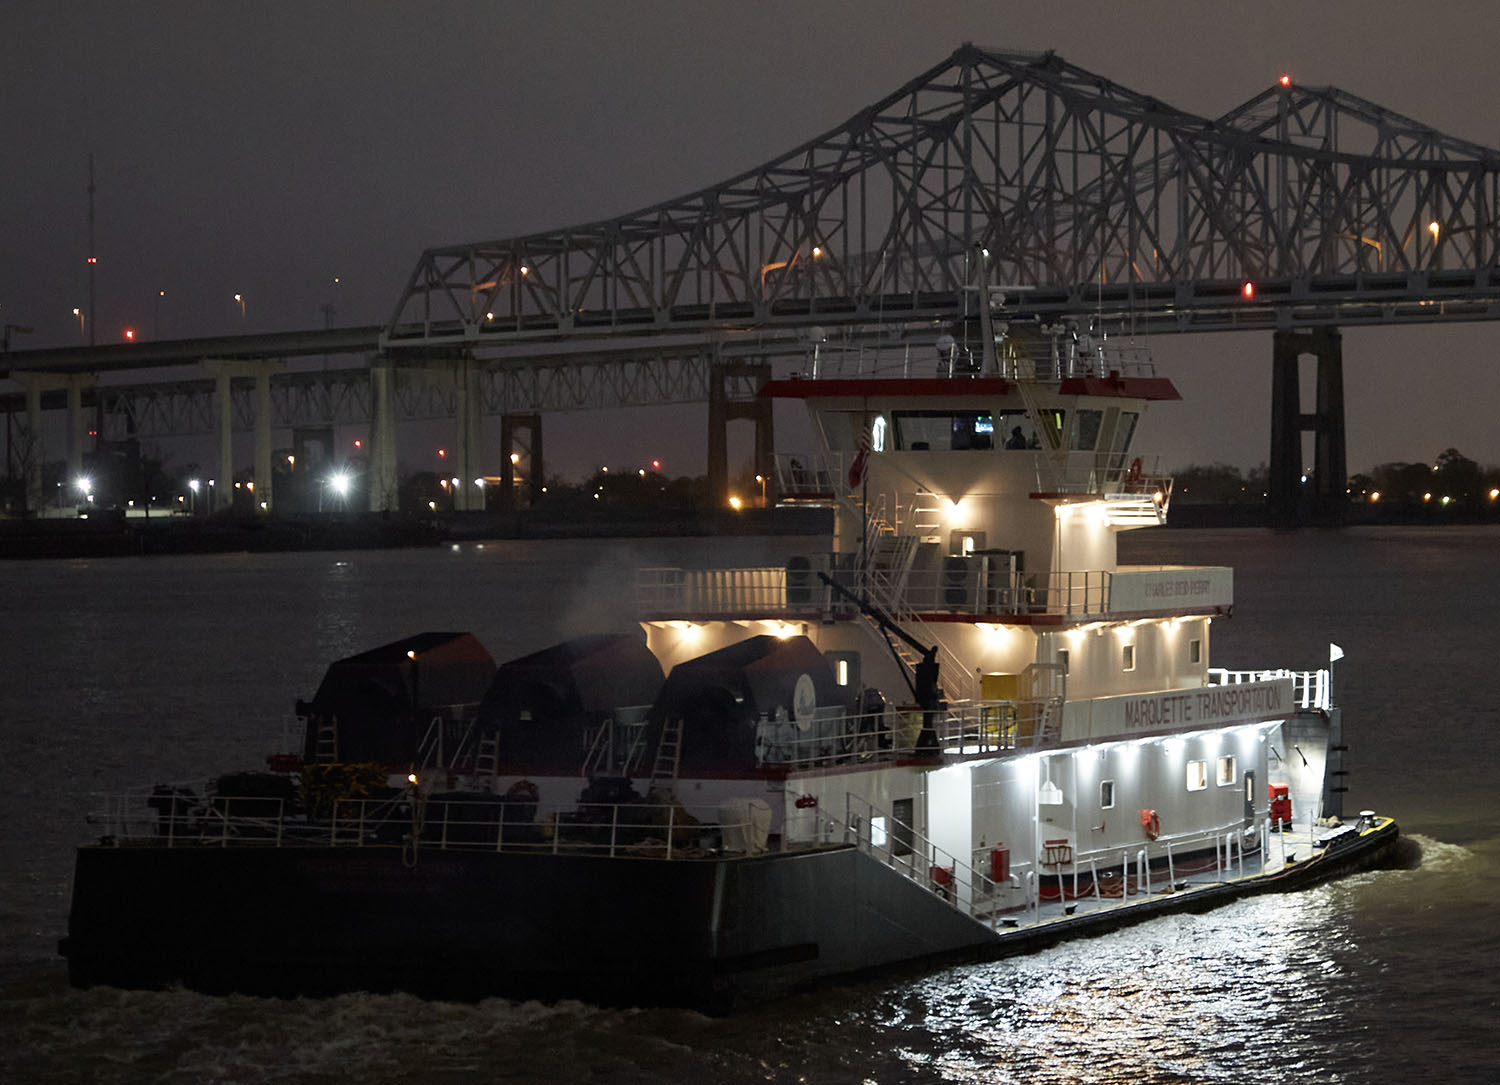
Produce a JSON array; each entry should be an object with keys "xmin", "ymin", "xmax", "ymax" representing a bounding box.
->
[
  {"xmin": 650, "ymin": 634, "xmax": 841, "ymax": 774},
  {"xmin": 479, "ymin": 632, "xmax": 666, "ymax": 776},
  {"xmin": 302, "ymin": 632, "xmax": 495, "ymax": 766}
]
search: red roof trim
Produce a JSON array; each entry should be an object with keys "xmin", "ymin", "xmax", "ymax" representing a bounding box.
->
[
  {"xmin": 760, "ymin": 378, "xmax": 1013, "ymax": 399},
  {"xmin": 760, "ymin": 376, "xmax": 1181, "ymax": 401},
  {"xmin": 1057, "ymin": 376, "xmax": 1182, "ymax": 401}
]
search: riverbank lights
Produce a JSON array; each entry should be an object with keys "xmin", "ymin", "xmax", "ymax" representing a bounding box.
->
[
  {"xmin": 729, "ymin": 496, "xmax": 743, "ymax": 511},
  {"xmin": 329, "ymin": 472, "xmax": 351, "ymax": 497},
  {"xmin": 1429, "ymin": 221, "xmax": 1440, "ymax": 241}
]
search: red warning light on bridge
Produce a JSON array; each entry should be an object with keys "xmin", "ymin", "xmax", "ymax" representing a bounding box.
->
[
  {"xmin": 123, "ymin": 327, "xmax": 136, "ymax": 341},
  {"xmin": 651, "ymin": 459, "xmax": 661, "ymax": 471},
  {"xmin": 1242, "ymin": 281, "xmax": 1255, "ymax": 299},
  {"xmin": 1279, "ymin": 74, "xmax": 1292, "ymax": 87}
]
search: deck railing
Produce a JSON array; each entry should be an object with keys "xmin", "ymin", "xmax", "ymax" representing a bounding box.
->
[
  {"xmin": 636, "ymin": 562, "xmax": 1232, "ymax": 621},
  {"xmin": 1209, "ymin": 667, "xmax": 1331, "ymax": 711}
]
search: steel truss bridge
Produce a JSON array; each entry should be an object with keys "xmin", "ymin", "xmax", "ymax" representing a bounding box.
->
[{"xmin": 5, "ymin": 44, "xmax": 1498, "ymax": 522}]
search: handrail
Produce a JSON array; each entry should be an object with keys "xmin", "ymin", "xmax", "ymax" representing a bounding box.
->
[{"xmin": 1209, "ymin": 667, "xmax": 1331, "ymax": 711}]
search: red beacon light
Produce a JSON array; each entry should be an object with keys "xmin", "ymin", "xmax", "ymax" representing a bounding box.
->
[
  {"xmin": 1242, "ymin": 281, "xmax": 1255, "ymax": 299},
  {"xmin": 1279, "ymin": 74, "xmax": 1292, "ymax": 87},
  {"xmin": 123, "ymin": 327, "xmax": 136, "ymax": 341}
]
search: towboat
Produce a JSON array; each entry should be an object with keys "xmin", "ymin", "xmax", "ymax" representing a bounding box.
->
[{"xmin": 60, "ymin": 309, "xmax": 1400, "ymax": 1011}]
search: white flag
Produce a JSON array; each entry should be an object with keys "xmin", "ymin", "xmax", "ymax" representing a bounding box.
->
[{"xmin": 1329, "ymin": 643, "xmax": 1345, "ymax": 663}]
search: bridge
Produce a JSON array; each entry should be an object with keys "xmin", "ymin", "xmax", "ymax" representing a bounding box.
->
[{"xmin": 4, "ymin": 44, "xmax": 1498, "ymax": 526}]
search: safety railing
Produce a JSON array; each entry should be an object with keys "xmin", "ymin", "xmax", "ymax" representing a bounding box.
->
[
  {"xmin": 88, "ymin": 788, "xmax": 808, "ymax": 860},
  {"xmin": 1208, "ymin": 667, "xmax": 1331, "ymax": 711},
  {"xmin": 791, "ymin": 336, "xmax": 1159, "ymax": 383},
  {"xmin": 749, "ymin": 698, "xmax": 1061, "ymax": 769},
  {"xmin": 635, "ymin": 560, "xmax": 1142, "ymax": 620}
]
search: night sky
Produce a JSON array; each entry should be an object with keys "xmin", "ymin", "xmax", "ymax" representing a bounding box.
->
[{"xmin": 4, "ymin": 1, "xmax": 1498, "ymax": 481}]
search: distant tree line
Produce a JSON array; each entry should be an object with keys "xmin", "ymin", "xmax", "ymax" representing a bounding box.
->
[{"xmin": 1172, "ymin": 448, "xmax": 1500, "ymax": 510}]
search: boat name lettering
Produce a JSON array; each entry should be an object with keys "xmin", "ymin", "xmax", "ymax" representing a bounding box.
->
[
  {"xmin": 1122, "ymin": 682, "xmax": 1284, "ymax": 730},
  {"xmin": 1143, "ymin": 577, "xmax": 1213, "ymax": 598}
]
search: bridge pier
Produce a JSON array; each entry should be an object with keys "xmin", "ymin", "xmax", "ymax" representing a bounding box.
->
[
  {"xmin": 708, "ymin": 361, "xmax": 775, "ymax": 506},
  {"xmin": 499, "ymin": 413, "xmax": 543, "ymax": 512},
  {"xmin": 1269, "ymin": 327, "xmax": 1347, "ymax": 529},
  {"xmin": 450, "ymin": 356, "xmax": 484, "ymax": 512},
  {"xmin": 205, "ymin": 359, "xmax": 283, "ymax": 514},
  {"xmin": 367, "ymin": 361, "xmax": 399, "ymax": 512},
  {"xmin": 13, "ymin": 371, "xmax": 96, "ymax": 512}
]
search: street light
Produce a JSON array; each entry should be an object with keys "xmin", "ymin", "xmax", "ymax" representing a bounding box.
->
[
  {"xmin": 234, "ymin": 293, "xmax": 245, "ymax": 324},
  {"xmin": 72, "ymin": 307, "xmax": 85, "ymax": 339}
]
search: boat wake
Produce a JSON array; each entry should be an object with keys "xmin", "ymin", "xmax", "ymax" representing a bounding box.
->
[{"xmin": 1397, "ymin": 832, "xmax": 1473, "ymax": 873}]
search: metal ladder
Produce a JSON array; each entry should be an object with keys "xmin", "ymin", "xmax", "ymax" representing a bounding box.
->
[
  {"xmin": 648, "ymin": 716, "xmax": 684, "ymax": 795},
  {"xmin": 473, "ymin": 729, "xmax": 500, "ymax": 780},
  {"xmin": 315, "ymin": 715, "xmax": 338, "ymax": 762}
]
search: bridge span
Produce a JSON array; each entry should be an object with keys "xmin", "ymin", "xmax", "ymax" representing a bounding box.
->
[{"xmin": 4, "ymin": 45, "xmax": 1498, "ymax": 526}]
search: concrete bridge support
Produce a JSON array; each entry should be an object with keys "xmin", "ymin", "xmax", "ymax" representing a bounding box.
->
[
  {"xmin": 1270, "ymin": 327, "xmax": 1347, "ymax": 530},
  {"xmin": 499, "ymin": 413, "xmax": 543, "ymax": 512},
  {"xmin": 204, "ymin": 359, "xmax": 283, "ymax": 514},
  {"xmin": 450, "ymin": 355, "xmax": 485, "ymax": 512},
  {"xmin": 367, "ymin": 361, "xmax": 399, "ymax": 512},
  {"xmin": 14, "ymin": 371, "xmax": 96, "ymax": 512},
  {"xmin": 708, "ymin": 361, "xmax": 775, "ymax": 506}
]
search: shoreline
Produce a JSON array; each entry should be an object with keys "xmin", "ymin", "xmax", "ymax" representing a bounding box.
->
[{"xmin": 3, "ymin": 502, "xmax": 1495, "ymax": 559}]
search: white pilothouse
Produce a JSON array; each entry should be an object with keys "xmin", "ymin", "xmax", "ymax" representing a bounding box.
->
[{"xmin": 588, "ymin": 315, "xmax": 1358, "ymax": 922}]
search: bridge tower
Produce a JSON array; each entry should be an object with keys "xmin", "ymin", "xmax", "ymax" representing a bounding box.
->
[
  {"xmin": 707, "ymin": 361, "xmax": 774, "ymax": 507},
  {"xmin": 1269, "ymin": 327, "xmax": 1347, "ymax": 529},
  {"xmin": 499, "ymin": 412, "xmax": 543, "ymax": 512}
]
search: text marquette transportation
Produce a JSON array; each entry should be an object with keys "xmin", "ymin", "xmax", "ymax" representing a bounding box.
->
[{"xmin": 61, "ymin": 299, "xmax": 1399, "ymax": 1010}]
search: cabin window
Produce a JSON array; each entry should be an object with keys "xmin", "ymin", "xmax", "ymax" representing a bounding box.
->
[
  {"xmin": 1189, "ymin": 638, "xmax": 1202, "ymax": 664},
  {"xmin": 870, "ymin": 414, "xmax": 887, "ymax": 453},
  {"xmin": 835, "ymin": 659, "xmax": 849, "ymax": 686},
  {"xmin": 1071, "ymin": 409, "xmax": 1103, "ymax": 451},
  {"xmin": 1186, "ymin": 760, "xmax": 1208, "ymax": 791},
  {"xmin": 1122, "ymin": 644, "xmax": 1135, "ymax": 672},
  {"xmin": 1108, "ymin": 410, "xmax": 1140, "ymax": 467},
  {"xmin": 1057, "ymin": 648, "xmax": 1070, "ymax": 675},
  {"xmin": 870, "ymin": 815, "xmax": 888, "ymax": 848},
  {"xmin": 1100, "ymin": 779, "xmax": 1116, "ymax": 809},
  {"xmin": 891, "ymin": 797, "xmax": 915, "ymax": 857},
  {"xmin": 1217, "ymin": 755, "xmax": 1237, "ymax": 786}
]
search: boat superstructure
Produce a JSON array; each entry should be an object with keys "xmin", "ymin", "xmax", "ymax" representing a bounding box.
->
[{"xmin": 60, "ymin": 316, "xmax": 1398, "ymax": 1010}]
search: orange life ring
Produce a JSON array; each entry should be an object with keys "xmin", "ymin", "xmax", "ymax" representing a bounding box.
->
[
  {"xmin": 1140, "ymin": 808, "xmax": 1160, "ymax": 840},
  {"xmin": 1127, "ymin": 457, "xmax": 1143, "ymax": 486}
]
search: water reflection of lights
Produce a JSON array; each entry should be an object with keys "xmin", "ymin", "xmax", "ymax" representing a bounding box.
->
[{"xmin": 873, "ymin": 890, "xmax": 1361, "ymax": 1082}]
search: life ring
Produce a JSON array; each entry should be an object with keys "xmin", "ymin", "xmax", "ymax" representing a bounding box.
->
[
  {"xmin": 1127, "ymin": 457, "xmax": 1143, "ymax": 486},
  {"xmin": 1140, "ymin": 808, "xmax": 1160, "ymax": 840}
]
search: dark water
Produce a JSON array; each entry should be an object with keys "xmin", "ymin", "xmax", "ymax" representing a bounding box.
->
[{"xmin": 2, "ymin": 528, "xmax": 1497, "ymax": 1083}]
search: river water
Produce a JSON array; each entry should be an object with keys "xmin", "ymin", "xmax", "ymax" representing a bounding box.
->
[{"xmin": 2, "ymin": 527, "xmax": 1496, "ymax": 1083}]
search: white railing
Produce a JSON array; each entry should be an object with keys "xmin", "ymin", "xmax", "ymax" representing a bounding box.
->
[
  {"xmin": 1208, "ymin": 667, "xmax": 1331, "ymax": 711},
  {"xmin": 89, "ymin": 789, "xmax": 799, "ymax": 860},
  {"xmin": 790, "ymin": 337, "xmax": 1159, "ymax": 383},
  {"xmin": 635, "ymin": 566, "xmax": 791, "ymax": 615},
  {"xmin": 750, "ymin": 698, "xmax": 1063, "ymax": 769},
  {"xmin": 635, "ymin": 562, "xmax": 1138, "ymax": 620}
]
